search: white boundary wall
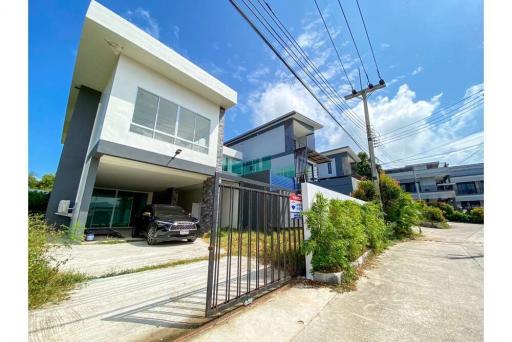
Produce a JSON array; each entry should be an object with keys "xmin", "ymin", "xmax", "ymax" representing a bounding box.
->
[{"xmin": 300, "ymin": 182, "xmax": 365, "ymax": 279}]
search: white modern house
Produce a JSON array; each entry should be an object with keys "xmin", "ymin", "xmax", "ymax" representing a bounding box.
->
[
  {"xmin": 386, "ymin": 161, "xmax": 484, "ymax": 209},
  {"xmin": 46, "ymin": 1, "xmax": 237, "ymax": 233}
]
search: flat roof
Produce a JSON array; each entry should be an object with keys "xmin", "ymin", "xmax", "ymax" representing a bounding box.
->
[
  {"xmin": 320, "ymin": 146, "xmax": 361, "ymax": 163},
  {"xmin": 225, "ymin": 111, "xmax": 323, "ymax": 146},
  {"xmin": 61, "ymin": 1, "xmax": 237, "ymax": 143}
]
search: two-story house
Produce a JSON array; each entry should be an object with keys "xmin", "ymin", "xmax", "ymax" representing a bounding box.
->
[
  {"xmin": 385, "ymin": 161, "xmax": 484, "ymax": 209},
  {"xmin": 315, "ymin": 146, "xmax": 361, "ymax": 195},
  {"xmin": 223, "ymin": 111, "xmax": 331, "ymax": 190},
  {"xmin": 46, "ymin": 1, "xmax": 237, "ymax": 235}
]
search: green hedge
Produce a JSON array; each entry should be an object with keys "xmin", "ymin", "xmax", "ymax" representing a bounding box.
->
[
  {"xmin": 29, "ymin": 190, "xmax": 50, "ymax": 213},
  {"xmin": 303, "ymin": 194, "xmax": 389, "ymax": 273}
]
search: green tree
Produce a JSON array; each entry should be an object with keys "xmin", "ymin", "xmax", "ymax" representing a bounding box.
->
[
  {"xmin": 28, "ymin": 172, "xmax": 39, "ymax": 189},
  {"xmin": 37, "ymin": 174, "xmax": 55, "ymax": 191},
  {"xmin": 355, "ymin": 152, "xmax": 372, "ymax": 179},
  {"xmin": 28, "ymin": 172, "xmax": 55, "ymax": 191}
]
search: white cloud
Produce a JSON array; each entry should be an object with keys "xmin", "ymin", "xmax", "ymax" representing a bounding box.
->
[
  {"xmin": 172, "ymin": 25, "xmax": 180, "ymax": 42},
  {"xmin": 381, "ymin": 42, "xmax": 391, "ymax": 49},
  {"xmin": 411, "ymin": 65, "xmax": 424, "ymax": 76},
  {"xmin": 126, "ymin": 8, "xmax": 160, "ymax": 39},
  {"xmin": 246, "ymin": 80, "xmax": 483, "ymax": 167},
  {"xmin": 247, "ymin": 67, "xmax": 270, "ymax": 84}
]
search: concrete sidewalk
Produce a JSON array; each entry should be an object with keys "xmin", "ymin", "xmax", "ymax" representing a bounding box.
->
[{"xmin": 188, "ymin": 223, "xmax": 484, "ymax": 342}]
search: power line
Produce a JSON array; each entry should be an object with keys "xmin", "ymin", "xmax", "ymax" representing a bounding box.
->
[
  {"xmin": 313, "ymin": 0, "xmax": 355, "ymax": 91},
  {"xmin": 381, "ymin": 89, "xmax": 484, "ymax": 136},
  {"xmin": 381, "ymin": 130, "xmax": 483, "ymax": 165},
  {"xmin": 457, "ymin": 145, "xmax": 483, "ymax": 165},
  {"xmin": 378, "ymin": 99, "xmax": 483, "ymax": 145},
  {"xmin": 259, "ymin": 0, "xmax": 368, "ymax": 133},
  {"xmin": 231, "ymin": 0, "xmax": 369, "ymax": 152},
  {"xmin": 381, "ymin": 143, "xmax": 483, "ymax": 166},
  {"xmin": 355, "ymin": 0, "xmax": 382, "ymax": 80},
  {"xmin": 336, "ymin": 0, "xmax": 370, "ymax": 84}
]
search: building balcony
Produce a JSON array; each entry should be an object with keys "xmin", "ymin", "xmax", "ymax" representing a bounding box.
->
[{"xmin": 410, "ymin": 190, "xmax": 456, "ymax": 201}]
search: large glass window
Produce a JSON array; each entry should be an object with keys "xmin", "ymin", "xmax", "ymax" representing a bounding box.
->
[
  {"xmin": 130, "ymin": 88, "xmax": 210, "ymax": 154},
  {"xmin": 457, "ymin": 182, "xmax": 477, "ymax": 195}
]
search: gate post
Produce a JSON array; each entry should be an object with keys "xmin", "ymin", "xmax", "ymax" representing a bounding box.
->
[{"xmin": 205, "ymin": 172, "xmax": 221, "ymax": 317}]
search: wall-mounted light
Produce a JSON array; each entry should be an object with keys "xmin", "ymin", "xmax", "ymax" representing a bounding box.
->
[{"xmin": 167, "ymin": 149, "xmax": 182, "ymax": 165}]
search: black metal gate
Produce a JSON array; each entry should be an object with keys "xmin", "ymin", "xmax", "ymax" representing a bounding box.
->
[{"xmin": 205, "ymin": 173, "xmax": 305, "ymax": 317}]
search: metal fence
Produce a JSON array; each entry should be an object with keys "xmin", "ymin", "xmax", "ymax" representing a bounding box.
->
[{"xmin": 205, "ymin": 173, "xmax": 305, "ymax": 317}]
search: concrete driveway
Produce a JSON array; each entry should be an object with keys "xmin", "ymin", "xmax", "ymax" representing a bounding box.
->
[
  {"xmin": 190, "ymin": 222, "xmax": 484, "ymax": 342},
  {"xmin": 53, "ymin": 239, "xmax": 210, "ymax": 277}
]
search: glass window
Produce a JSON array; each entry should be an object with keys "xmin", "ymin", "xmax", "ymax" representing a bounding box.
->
[
  {"xmin": 130, "ymin": 88, "xmax": 210, "ymax": 154},
  {"xmin": 132, "ymin": 89, "xmax": 158, "ymax": 129},
  {"xmin": 177, "ymin": 108, "xmax": 196, "ymax": 141},
  {"xmin": 155, "ymin": 98, "xmax": 178, "ymax": 135},
  {"xmin": 194, "ymin": 115, "xmax": 210, "ymax": 147},
  {"xmin": 327, "ymin": 162, "xmax": 332, "ymax": 174},
  {"xmin": 457, "ymin": 182, "xmax": 477, "ymax": 195}
]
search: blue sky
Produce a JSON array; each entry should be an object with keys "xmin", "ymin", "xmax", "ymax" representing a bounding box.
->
[{"xmin": 29, "ymin": 0, "xmax": 483, "ymax": 176}]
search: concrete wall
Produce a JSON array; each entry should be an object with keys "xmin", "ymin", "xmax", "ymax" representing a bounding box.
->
[
  {"xmin": 101, "ymin": 54, "xmax": 221, "ymax": 168},
  {"xmin": 317, "ymin": 159, "xmax": 337, "ymax": 178},
  {"xmin": 301, "ymin": 182, "xmax": 365, "ymax": 279},
  {"xmin": 46, "ymin": 87, "xmax": 101, "ymax": 227},
  {"xmin": 228, "ymin": 125, "xmax": 285, "ymax": 160}
]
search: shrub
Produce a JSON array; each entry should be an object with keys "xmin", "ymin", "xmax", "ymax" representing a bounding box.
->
[
  {"xmin": 448, "ymin": 210, "xmax": 469, "ymax": 223},
  {"xmin": 29, "ymin": 215, "xmax": 87, "ymax": 309},
  {"xmin": 303, "ymin": 194, "xmax": 390, "ymax": 274},
  {"xmin": 361, "ymin": 202, "xmax": 389, "ymax": 253},
  {"xmin": 469, "ymin": 207, "xmax": 484, "ymax": 223},
  {"xmin": 303, "ymin": 194, "xmax": 349, "ymax": 273},
  {"xmin": 422, "ymin": 205, "xmax": 446, "ymax": 223},
  {"xmin": 329, "ymin": 199, "xmax": 367, "ymax": 261},
  {"xmin": 352, "ymin": 179, "xmax": 378, "ymax": 202},
  {"xmin": 28, "ymin": 190, "xmax": 50, "ymax": 213}
]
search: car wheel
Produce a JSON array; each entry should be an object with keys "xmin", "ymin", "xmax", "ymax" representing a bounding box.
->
[
  {"xmin": 146, "ymin": 223, "xmax": 158, "ymax": 245},
  {"xmin": 131, "ymin": 227, "xmax": 139, "ymax": 238},
  {"xmin": 187, "ymin": 237, "xmax": 197, "ymax": 242}
]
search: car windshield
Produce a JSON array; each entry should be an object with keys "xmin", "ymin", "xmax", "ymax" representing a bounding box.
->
[{"xmin": 153, "ymin": 205, "xmax": 186, "ymax": 217}]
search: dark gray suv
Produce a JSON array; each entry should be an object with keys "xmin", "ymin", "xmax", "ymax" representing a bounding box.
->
[{"xmin": 132, "ymin": 204, "xmax": 199, "ymax": 245}]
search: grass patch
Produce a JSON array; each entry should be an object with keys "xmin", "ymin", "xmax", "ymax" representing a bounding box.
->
[
  {"xmin": 92, "ymin": 255, "xmax": 216, "ymax": 279},
  {"xmin": 29, "ymin": 215, "xmax": 88, "ymax": 309}
]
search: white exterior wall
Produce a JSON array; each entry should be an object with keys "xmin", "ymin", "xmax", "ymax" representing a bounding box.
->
[
  {"xmin": 317, "ymin": 159, "xmax": 336, "ymax": 178},
  {"xmin": 100, "ymin": 54, "xmax": 221, "ymax": 168},
  {"xmin": 229, "ymin": 125, "xmax": 285, "ymax": 161},
  {"xmin": 301, "ymin": 182, "xmax": 365, "ymax": 279}
]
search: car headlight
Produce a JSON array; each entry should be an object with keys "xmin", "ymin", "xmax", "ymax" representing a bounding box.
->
[{"xmin": 155, "ymin": 220, "xmax": 171, "ymax": 229}]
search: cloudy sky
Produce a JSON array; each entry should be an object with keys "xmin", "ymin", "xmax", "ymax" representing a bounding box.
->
[{"xmin": 29, "ymin": 0, "xmax": 483, "ymax": 175}]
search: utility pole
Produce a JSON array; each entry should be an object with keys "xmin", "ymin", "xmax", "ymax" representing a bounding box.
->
[
  {"xmin": 344, "ymin": 81, "xmax": 386, "ymax": 201},
  {"xmin": 413, "ymin": 167, "xmax": 421, "ymax": 201}
]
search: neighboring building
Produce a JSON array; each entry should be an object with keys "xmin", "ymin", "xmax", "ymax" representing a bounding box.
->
[
  {"xmin": 385, "ymin": 162, "xmax": 484, "ymax": 209},
  {"xmin": 46, "ymin": 1, "xmax": 237, "ymax": 232},
  {"xmin": 315, "ymin": 146, "xmax": 361, "ymax": 196},
  {"xmin": 223, "ymin": 111, "xmax": 331, "ymax": 190}
]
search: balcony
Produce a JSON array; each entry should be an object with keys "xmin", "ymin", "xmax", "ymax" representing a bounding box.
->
[{"xmin": 410, "ymin": 190, "xmax": 456, "ymax": 200}]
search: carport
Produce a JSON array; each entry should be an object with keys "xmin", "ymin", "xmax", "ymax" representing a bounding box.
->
[{"xmin": 86, "ymin": 155, "xmax": 210, "ymax": 237}]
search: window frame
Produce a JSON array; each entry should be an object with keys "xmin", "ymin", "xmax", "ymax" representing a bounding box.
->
[{"xmin": 130, "ymin": 87, "xmax": 211, "ymax": 154}]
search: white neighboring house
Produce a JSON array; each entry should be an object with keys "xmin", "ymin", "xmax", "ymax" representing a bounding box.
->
[
  {"xmin": 385, "ymin": 161, "xmax": 484, "ymax": 209},
  {"xmin": 46, "ymin": 1, "xmax": 237, "ymax": 233}
]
